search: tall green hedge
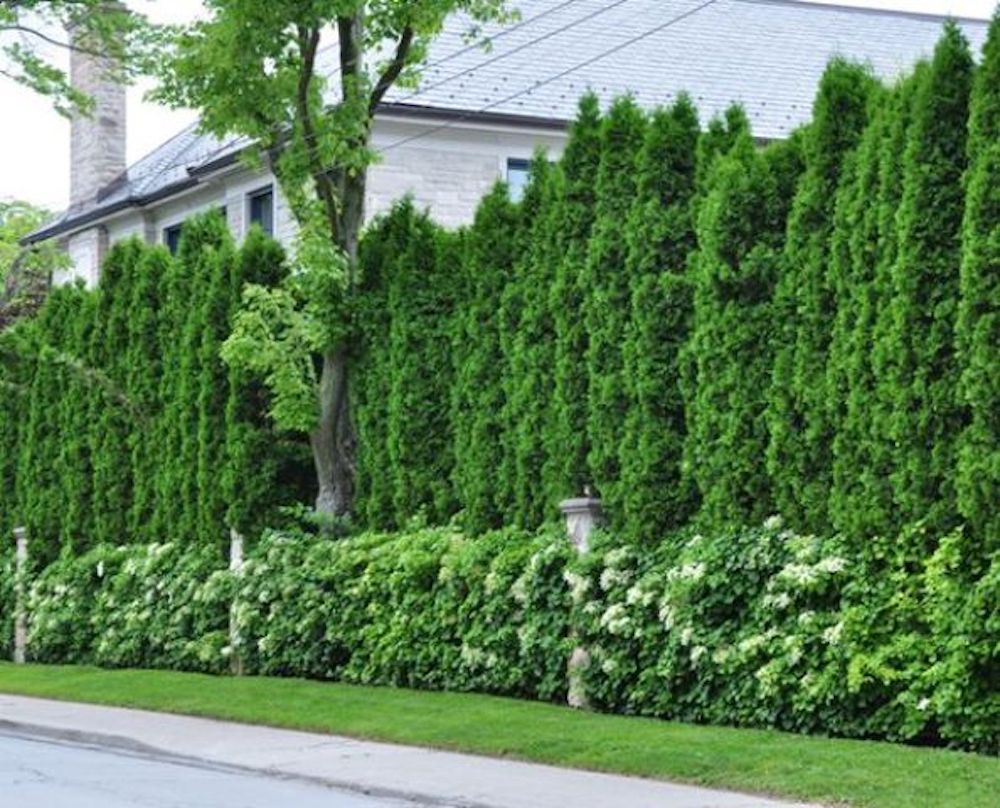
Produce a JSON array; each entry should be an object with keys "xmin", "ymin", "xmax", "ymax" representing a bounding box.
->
[
  {"xmin": 766, "ymin": 60, "xmax": 875, "ymax": 532},
  {"xmin": 617, "ymin": 97, "xmax": 700, "ymax": 541},
  {"xmin": 883, "ymin": 24, "xmax": 973, "ymax": 538},
  {"xmin": 0, "ymin": 213, "xmax": 301, "ymax": 560},
  {"xmin": 3, "ymin": 21, "xmax": 998, "ymax": 575},
  {"xmin": 956, "ymin": 11, "xmax": 1000, "ymax": 551},
  {"xmin": 583, "ymin": 96, "xmax": 647, "ymax": 505}
]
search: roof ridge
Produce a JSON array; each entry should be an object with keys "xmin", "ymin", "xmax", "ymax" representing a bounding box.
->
[{"xmin": 736, "ymin": 0, "xmax": 992, "ymax": 25}]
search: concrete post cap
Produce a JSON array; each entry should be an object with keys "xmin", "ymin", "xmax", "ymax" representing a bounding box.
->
[
  {"xmin": 12, "ymin": 526, "xmax": 27, "ymax": 542},
  {"xmin": 558, "ymin": 497, "xmax": 604, "ymax": 515}
]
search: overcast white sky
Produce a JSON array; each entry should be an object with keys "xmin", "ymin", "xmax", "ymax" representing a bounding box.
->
[{"xmin": 0, "ymin": 0, "xmax": 995, "ymax": 212}]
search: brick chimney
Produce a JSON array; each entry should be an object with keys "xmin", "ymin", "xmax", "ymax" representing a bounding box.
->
[{"xmin": 68, "ymin": 4, "xmax": 127, "ymax": 210}]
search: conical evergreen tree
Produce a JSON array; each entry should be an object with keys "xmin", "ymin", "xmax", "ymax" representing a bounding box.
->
[
  {"xmin": 450, "ymin": 185, "xmax": 520, "ymax": 532},
  {"xmin": 766, "ymin": 59, "xmax": 875, "ymax": 532},
  {"xmin": 126, "ymin": 247, "xmax": 167, "ymax": 543},
  {"xmin": 617, "ymin": 96, "xmax": 700, "ymax": 542},
  {"xmin": 956, "ymin": 10, "xmax": 1000, "ymax": 549},
  {"xmin": 355, "ymin": 203, "xmax": 417, "ymax": 529},
  {"xmin": 386, "ymin": 207, "xmax": 457, "ymax": 525},
  {"xmin": 499, "ymin": 153, "xmax": 555, "ymax": 526},
  {"xmin": 685, "ymin": 130, "xmax": 804, "ymax": 530},
  {"xmin": 195, "ymin": 224, "xmax": 238, "ymax": 547},
  {"xmin": 223, "ymin": 227, "xmax": 289, "ymax": 542},
  {"xmin": 826, "ymin": 85, "xmax": 893, "ymax": 537},
  {"xmin": 544, "ymin": 93, "xmax": 602, "ymax": 507},
  {"xmin": 56, "ymin": 285, "xmax": 98, "ymax": 553},
  {"xmin": 507, "ymin": 153, "xmax": 564, "ymax": 528},
  {"xmin": 883, "ymin": 23, "xmax": 972, "ymax": 535},
  {"xmin": 583, "ymin": 96, "xmax": 647, "ymax": 506},
  {"xmin": 90, "ymin": 238, "xmax": 143, "ymax": 545}
]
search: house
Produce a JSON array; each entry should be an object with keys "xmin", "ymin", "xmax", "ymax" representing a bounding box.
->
[{"xmin": 26, "ymin": 0, "xmax": 989, "ymax": 287}]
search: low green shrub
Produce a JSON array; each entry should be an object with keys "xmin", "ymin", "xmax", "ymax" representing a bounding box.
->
[{"xmin": 7, "ymin": 520, "xmax": 997, "ymax": 754}]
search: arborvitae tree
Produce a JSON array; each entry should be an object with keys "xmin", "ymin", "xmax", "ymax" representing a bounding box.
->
[
  {"xmin": 495, "ymin": 158, "xmax": 551, "ymax": 520},
  {"xmin": 15, "ymin": 290, "xmax": 75, "ymax": 561},
  {"xmin": 156, "ymin": 213, "xmax": 231, "ymax": 541},
  {"xmin": 544, "ymin": 93, "xmax": 602, "ymax": 507},
  {"xmin": 223, "ymin": 227, "xmax": 289, "ymax": 542},
  {"xmin": 450, "ymin": 185, "xmax": 520, "ymax": 533},
  {"xmin": 386, "ymin": 208, "xmax": 457, "ymax": 525},
  {"xmin": 617, "ymin": 96, "xmax": 700, "ymax": 542},
  {"xmin": 956, "ymin": 11, "xmax": 1000, "ymax": 550},
  {"xmin": 766, "ymin": 59, "xmax": 874, "ymax": 533},
  {"xmin": 883, "ymin": 23, "xmax": 972, "ymax": 535},
  {"xmin": 685, "ymin": 131, "xmax": 804, "ymax": 529},
  {"xmin": 195, "ymin": 227, "xmax": 238, "ymax": 548},
  {"xmin": 126, "ymin": 247, "xmax": 168, "ymax": 543},
  {"xmin": 826, "ymin": 86, "xmax": 893, "ymax": 536},
  {"xmin": 583, "ymin": 96, "xmax": 647, "ymax": 505},
  {"xmin": 504, "ymin": 152, "xmax": 561, "ymax": 528},
  {"xmin": 58, "ymin": 288, "xmax": 97, "ymax": 553},
  {"xmin": 355, "ymin": 203, "xmax": 417, "ymax": 529},
  {"xmin": 90, "ymin": 239, "xmax": 143, "ymax": 546},
  {"xmin": 852, "ymin": 70, "xmax": 925, "ymax": 540}
]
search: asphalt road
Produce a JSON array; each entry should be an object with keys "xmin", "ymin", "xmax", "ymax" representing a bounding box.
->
[{"xmin": 0, "ymin": 731, "xmax": 428, "ymax": 808}]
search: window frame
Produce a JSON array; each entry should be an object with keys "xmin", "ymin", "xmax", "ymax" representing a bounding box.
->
[{"xmin": 247, "ymin": 185, "xmax": 275, "ymax": 237}]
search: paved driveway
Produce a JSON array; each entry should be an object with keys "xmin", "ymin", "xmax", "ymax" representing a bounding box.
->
[{"xmin": 0, "ymin": 731, "xmax": 426, "ymax": 808}]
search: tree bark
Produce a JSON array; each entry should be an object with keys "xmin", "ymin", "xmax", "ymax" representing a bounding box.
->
[{"xmin": 311, "ymin": 347, "xmax": 354, "ymax": 518}]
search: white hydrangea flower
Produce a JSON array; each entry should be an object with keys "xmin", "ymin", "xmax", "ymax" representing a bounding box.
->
[
  {"xmin": 816, "ymin": 556, "xmax": 848, "ymax": 574},
  {"xmin": 917, "ymin": 697, "xmax": 931, "ymax": 712},
  {"xmin": 600, "ymin": 566, "xmax": 632, "ymax": 591},
  {"xmin": 690, "ymin": 645, "xmax": 708, "ymax": 665},
  {"xmin": 798, "ymin": 610, "xmax": 816, "ymax": 627},
  {"xmin": 563, "ymin": 570, "xmax": 591, "ymax": 604},
  {"xmin": 601, "ymin": 657, "xmax": 619, "ymax": 675},
  {"xmin": 822, "ymin": 621, "xmax": 844, "ymax": 645},
  {"xmin": 604, "ymin": 546, "xmax": 631, "ymax": 568},
  {"xmin": 658, "ymin": 601, "xmax": 676, "ymax": 630},
  {"xmin": 679, "ymin": 626, "xmax": 694, "ymax": 646},
  {"xmin": 600, "ymin": 603, "xmax": 633, "ymax": 637},
  {"xmin": 712, "ymin": 646, "xmax": 731, "ymax": 665},
  {"xmin": 763, "ymin": 514, "xmax": 784, "ymax": 531}
]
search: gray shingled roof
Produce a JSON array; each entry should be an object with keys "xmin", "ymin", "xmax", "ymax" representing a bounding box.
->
[{"xmin": 32, "ymin": 0, "xmax": 989, "ymax": 242}]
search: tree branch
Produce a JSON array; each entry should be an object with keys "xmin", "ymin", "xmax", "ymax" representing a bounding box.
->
[
  {"xmin": 0, "ymin": 22, "xmax": 111, "ymax": 59},
  {"xmin": 368, "ymin": 25, "xmax": 414, "ymax": 116}
]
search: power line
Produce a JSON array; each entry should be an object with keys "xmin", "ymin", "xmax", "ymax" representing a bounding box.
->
[
  {"xmin": 152, "ymin": 2, "xmax": 597, "ymax": 178},
  {"xmin": 382, "ymin": 0, "xmax": 720, "ymax": 154},
  {"xmin": 391, "ymin": 0, "xmax": 637, "ymax": 105}
]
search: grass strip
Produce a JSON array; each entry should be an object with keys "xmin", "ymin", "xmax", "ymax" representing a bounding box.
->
[{"xmin": 0, "ymin": 663, "xmax": 996, "ymax": 807}]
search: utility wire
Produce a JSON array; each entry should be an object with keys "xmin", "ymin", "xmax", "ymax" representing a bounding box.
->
[
  {"xmin": 382, "ymin": 0, "xmax": 720, "ymax": 154},
  {"xmin": 155, "ymin": 1, "xmax": 592, "ymax": 177},
  {"xmin": 391, "ymin": 0, "xmax": 637, "ymax": 105}
]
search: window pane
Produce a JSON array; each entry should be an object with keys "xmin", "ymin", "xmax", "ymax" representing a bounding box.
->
[
  {"xmin": 507, "ymin": 159, "xmax": 531, "ymax": 203},
  {"xmin": 249, "ymin": 188, "xmax": 274, "ymax": 236},
  {"xmin": 164, "ymin": 224, "xmax": 183, "ymax": 255}
]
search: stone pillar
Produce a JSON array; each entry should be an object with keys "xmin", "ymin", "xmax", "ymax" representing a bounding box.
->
[
  {"xmin": 559, "ymin": 496, "xmax": 604, "ymax": 709},
  {"xmin": 13, "ymin": 527, "xmax": 28, "ymax": 665},
  {"xmin": 558, "ymin": 497, "xmax": 604, "ymax": 554},
  {"xmin": 228, "ymin": 529, "xmax": 245, "ymax": 676}
]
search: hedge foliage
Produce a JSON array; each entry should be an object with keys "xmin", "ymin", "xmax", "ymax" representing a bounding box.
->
[
  {"xmin": 6, "ymin": 518, "xmax": 997, "ymax": 753},
  {"xmin": 351, "ymin": 19, "xmax": 999, "ymax": 563},
  {"xmin": 0, "ymin": 215, "xmax": 309, "ymax": 564}
]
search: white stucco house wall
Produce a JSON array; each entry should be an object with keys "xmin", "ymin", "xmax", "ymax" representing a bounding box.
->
[{"xmin": 26, "ymin": 0, "xmax": 988, "ymax": 286}]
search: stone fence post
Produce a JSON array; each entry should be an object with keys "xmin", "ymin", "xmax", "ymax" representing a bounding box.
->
[
  {"xmin": 559, "ymin": 496, "xmax": 604, "ymax": 709},
  {"xmin": 228, "ymin": 528, "xmax": 245, "ymax": 676},
  {"xmin": 13, "ymin": 526, "xmax": 28, "ymax": 665}
]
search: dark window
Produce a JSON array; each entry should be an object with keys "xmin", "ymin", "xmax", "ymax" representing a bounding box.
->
[
  {"xmin": 164, "ymin": 223, "xmax": 183, "ymax": 255},
  {"xmin": 248, "ymin": 187, "xmax": 274, "ymax": 236},
  {"xmin": 507, "ymin": 158, "xmax": 532, "ymax": 202}
]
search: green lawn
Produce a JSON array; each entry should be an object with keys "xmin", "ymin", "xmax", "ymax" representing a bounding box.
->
[{"xmin": 0, "ymin": 663, "xmax": 996, "ymax": 807}]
